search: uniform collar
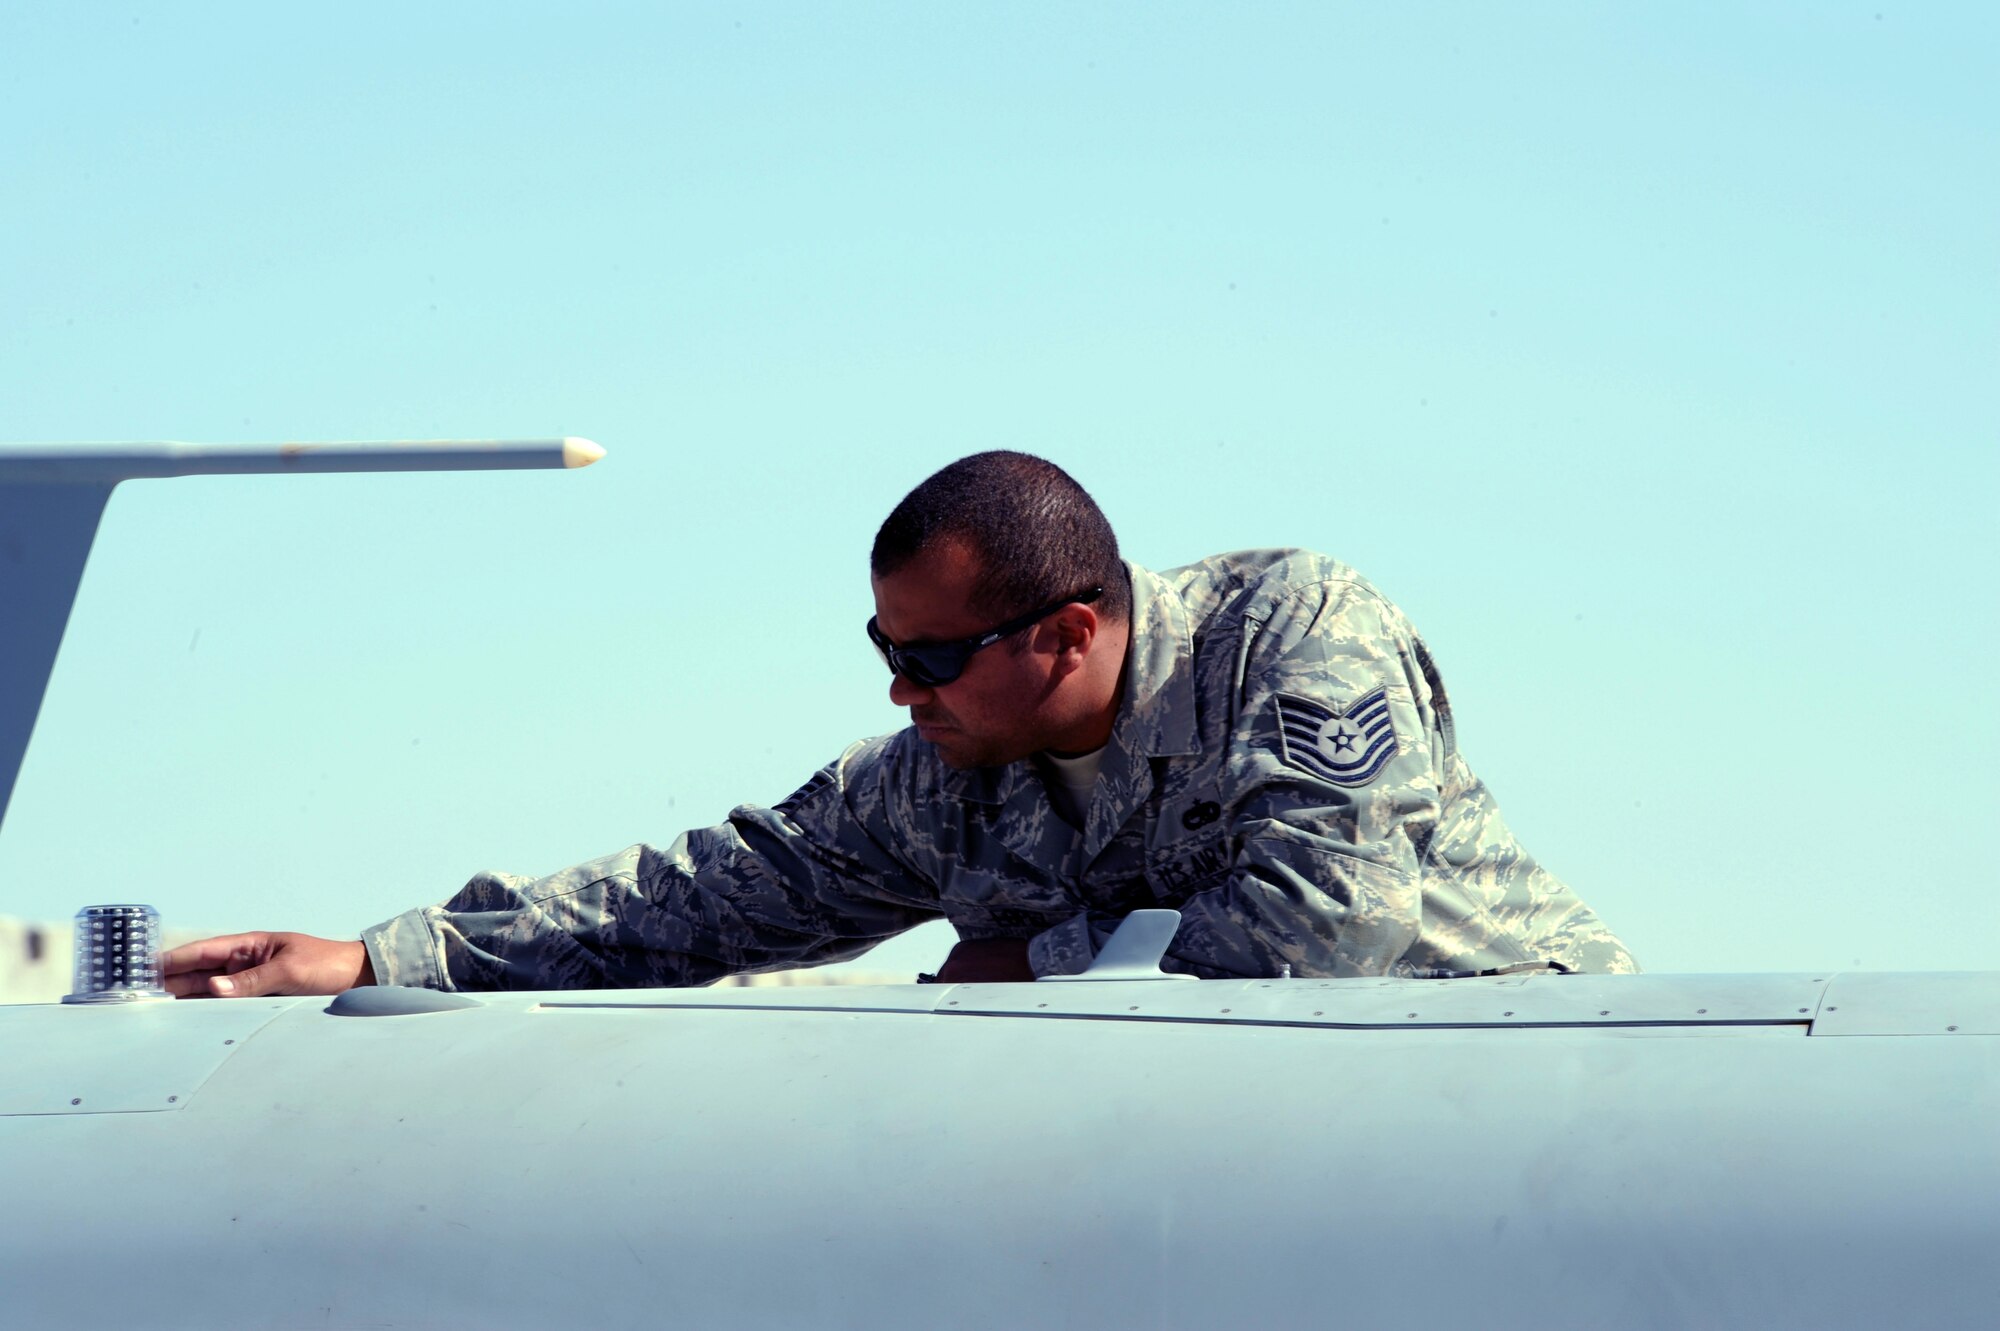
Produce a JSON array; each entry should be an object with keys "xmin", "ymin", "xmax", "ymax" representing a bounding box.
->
[{"xmin": 1103, "ymin": 561, "xmax": 1202, "ymax": 762}]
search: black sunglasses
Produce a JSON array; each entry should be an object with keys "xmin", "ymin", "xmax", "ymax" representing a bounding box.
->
[{"xmin": 867, "ymin": 587, "xmax": 1104, "ymax": 687}]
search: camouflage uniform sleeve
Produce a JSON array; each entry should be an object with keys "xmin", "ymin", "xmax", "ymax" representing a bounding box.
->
[
  {"xmin": 1156, "ymin": 578, "xmax": 1453, "ymax": 979},
  {"xmin": 360, "ymin": 737, "xmax": 943, "ymax": 991}
]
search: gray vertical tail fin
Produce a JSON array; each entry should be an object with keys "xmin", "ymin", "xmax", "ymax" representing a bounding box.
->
[
  {"xmin": 0, "ymin": 438, "xmax": 603, "ymax": 837},
  {"xmin": 0, "ymin": 481, "xmax": 111, "ymax": 834}
]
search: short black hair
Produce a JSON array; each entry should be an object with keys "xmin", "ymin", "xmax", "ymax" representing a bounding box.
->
[{"xmin": 871, "ymin": 451, "xmax": 1130, "ymax": 625}]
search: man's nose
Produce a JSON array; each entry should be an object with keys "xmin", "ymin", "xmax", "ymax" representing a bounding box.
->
[{"xmin": 887, "ymin": 671, "xmax": 932, "ymax": 708}]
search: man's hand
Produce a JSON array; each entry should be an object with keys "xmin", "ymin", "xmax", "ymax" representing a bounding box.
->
[
  {"xmin": 163, "ymin": 932, "xmax": 375, "ymax": 998},
  {"xmin": 934, "ymin": 936, "xmax": 1035, "ymax": 983}
]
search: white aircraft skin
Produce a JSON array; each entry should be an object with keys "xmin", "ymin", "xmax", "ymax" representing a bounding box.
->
[
  {"xmin": 2, "ymin": 445, "xmax": 1996, "ymax": 1328},
  {"xmin": 4, "ymin": 967, "xmax": 1999, "ymax": 1328}
]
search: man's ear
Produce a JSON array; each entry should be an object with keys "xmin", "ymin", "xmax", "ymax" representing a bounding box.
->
[{"xmin": 1045, "ymin": 602, "xmax": 1099, "ymax": 660}]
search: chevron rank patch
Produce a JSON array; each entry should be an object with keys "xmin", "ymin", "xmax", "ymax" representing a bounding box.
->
[{"xmin": 1272, "ymin": 687, "xmax": 1399, "ymax": 787}]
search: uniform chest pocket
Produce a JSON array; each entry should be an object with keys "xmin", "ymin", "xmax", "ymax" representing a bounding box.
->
[{"xmin": 1144, "ymin": 829, "xmax": 1234, "ymax": 903}]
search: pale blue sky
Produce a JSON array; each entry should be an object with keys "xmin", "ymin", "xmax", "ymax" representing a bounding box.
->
[{"xmin": 2, "ymin": 2, "xmax": 1994, "ymax": 977}]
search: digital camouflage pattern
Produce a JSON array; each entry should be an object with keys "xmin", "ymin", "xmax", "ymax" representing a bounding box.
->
[{"xmin": 363, "ymin": 550, "xmax": 1637, "ymax": 989}]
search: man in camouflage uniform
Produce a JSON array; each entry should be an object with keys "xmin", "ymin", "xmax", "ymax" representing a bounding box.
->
[{"xmin": 165, "ymin": 452, "xmax": 1633, "ymax": 996}]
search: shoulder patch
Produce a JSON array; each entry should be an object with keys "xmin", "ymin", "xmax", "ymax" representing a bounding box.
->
[{"xmin": 1272, "ymin": 687, "xmax": 1398, "ymax": 787}]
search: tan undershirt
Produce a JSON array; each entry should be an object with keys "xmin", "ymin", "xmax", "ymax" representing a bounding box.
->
[{"xmin": 1036, "ymin": 745, "xmax": 1106, "ymax": 829}]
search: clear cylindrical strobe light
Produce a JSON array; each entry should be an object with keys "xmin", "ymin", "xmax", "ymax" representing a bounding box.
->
[{"xmin": 62, "ymin": 904, "xmax": 172, "ymax": 1003}]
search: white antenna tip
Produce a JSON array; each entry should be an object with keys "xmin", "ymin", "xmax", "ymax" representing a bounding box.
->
[{"xmin": 561, "ymin": 437, "xmax": 606, "ymax": 468}]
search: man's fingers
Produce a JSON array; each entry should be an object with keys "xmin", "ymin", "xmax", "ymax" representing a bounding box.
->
[
  {"xmin": 163, "ymin": 970, "xmax": 267, "ymax": 998},
  {"xmin": 207, "ymin": 961, "xmax": 277, "ymax": 998},
  {"xmin": 164, "ymin": 933, "xmax": 274, "ymax": 999},
  {"xmin": 165, "ymin": 970, "xmax": 225, "ymax": 998},
  {"xmin": 163, "ymin": 934, "xmax": 268, "ymax": 977},
  {"xmin": 165, "ymin": 932, "xmax": 366, "ymax": 997}
]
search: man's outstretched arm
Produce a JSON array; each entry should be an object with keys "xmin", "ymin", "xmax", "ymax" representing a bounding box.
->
[
  {"xmin": 164, "ymin": 932, "xmax": 375, "ymax": 998},
  {"xmin": 177, "ymin": 737, "xmax": 944, "ymax": 996}
]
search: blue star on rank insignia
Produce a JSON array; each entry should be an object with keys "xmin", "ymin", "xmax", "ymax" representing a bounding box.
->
[{"xmin": 1272, "ymin": 687, "xmax": 1399, "ymax": 787}]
